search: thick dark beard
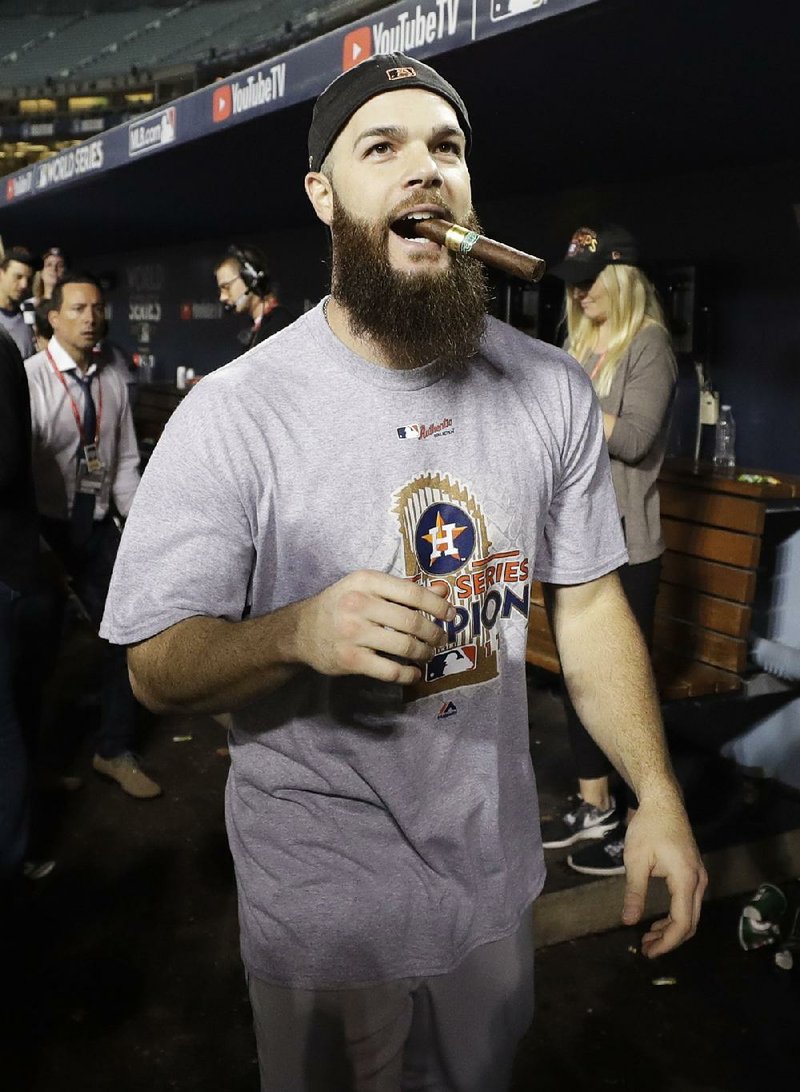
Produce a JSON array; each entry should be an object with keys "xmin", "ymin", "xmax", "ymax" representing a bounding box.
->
[{"xmin": 329, "ymin": 193, "xmax": 489, "ymax": 371}]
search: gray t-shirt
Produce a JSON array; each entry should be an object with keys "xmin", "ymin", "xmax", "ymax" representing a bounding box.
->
[{"xmin": 102, "ymin": 303, "xmax": 627, "ymax": 988}]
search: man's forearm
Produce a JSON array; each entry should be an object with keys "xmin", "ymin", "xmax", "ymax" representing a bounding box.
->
[
  {"xmin": 127, "ymin": 605, "xmax": 306, "ymax": 716},
  {"xmin": 550, "ymin": 576, "xmax": 679, "ymax": 803},
  {"xmin": 547, "ymin": 576, "xmax": 706, "ymax": 955},
  {"xmin": 127, "ymin": 570, "xmax": 456, "ymax": 718}
]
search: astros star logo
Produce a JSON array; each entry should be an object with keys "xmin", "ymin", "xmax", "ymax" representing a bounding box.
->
[
  {"xmin": 413, "ymin": 501, "xmax": 476, "ymax": 576},
  {"xmin": 423, "ymin": 510, "xmax": 468, "ymax": 563}
]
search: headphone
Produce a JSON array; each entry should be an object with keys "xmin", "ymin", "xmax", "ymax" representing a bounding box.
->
[{"xmin": 227, "ymin": 245, "xmax": 271, "ymax": 297}]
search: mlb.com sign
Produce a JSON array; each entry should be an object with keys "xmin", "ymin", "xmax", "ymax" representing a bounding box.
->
[
  {"xmin": 343, "ymin": 0, "xmax": 462, "ymax": 70},
  {"xmin": 128, "ymin": 106, "xmax": 176, "ymax": 157}
]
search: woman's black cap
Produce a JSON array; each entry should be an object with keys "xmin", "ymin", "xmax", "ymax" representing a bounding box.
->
[{"xmin": 550, "ymin": 224, "xmax": 640, "ymax": 284}]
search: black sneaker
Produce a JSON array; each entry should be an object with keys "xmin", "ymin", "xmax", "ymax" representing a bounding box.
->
[
  {"xmin": 567, "ymin": 831, "xmax": 626, "ymax": 876},
  {"xmin": 541, "ymin": 795, "xmax": 620, "ymax": 849}
]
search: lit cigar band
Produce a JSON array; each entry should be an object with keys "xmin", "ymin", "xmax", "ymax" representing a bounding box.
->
[
  {"xmin": 443, "ymin": 223, "xmax": 481, "ymax": 255},
  {"xmin": 414, "ymin": 218, "xmax": 546, "ymax": 283}
]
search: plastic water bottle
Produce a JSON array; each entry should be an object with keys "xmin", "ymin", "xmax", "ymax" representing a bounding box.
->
[{"xmin": 713, "ymin": 404, "xmax": 736, "ymax": 470}]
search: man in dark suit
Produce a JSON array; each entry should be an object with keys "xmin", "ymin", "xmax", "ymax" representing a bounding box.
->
[{"xmin": 0, "ymin": 327, "xmax": 44, "ymax": 885}]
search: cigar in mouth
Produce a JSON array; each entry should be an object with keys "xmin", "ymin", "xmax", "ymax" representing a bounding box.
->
[{"xmin": 412, "ymin": 217, "xmax": 546, "ymax": 283}]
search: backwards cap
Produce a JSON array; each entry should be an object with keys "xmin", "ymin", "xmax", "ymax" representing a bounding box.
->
[{"xmin": 308, "ymin": 52, "xmax": 471, "ymax": 172}]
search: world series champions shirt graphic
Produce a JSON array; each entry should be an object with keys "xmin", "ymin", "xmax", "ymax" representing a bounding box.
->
[{"xmin": 393, "ymin": 473, "xmax": 531, "ymax": 701}]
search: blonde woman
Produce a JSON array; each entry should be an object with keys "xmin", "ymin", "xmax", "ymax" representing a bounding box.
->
[
  {"xmin": 30, "ymin": 246, "xmax": 66, "ymax": 305},
  {"xmin": 542, "ymin": 224, "xmax": 677, "ymax": 876}
]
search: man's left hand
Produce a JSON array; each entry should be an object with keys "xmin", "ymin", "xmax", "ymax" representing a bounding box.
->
[{"xmin": 620, "ymin": 797, "xmax": 708, "ymax": 958}]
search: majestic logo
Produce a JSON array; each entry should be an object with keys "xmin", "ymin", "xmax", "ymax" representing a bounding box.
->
[
  {"xmin": 342, "ymin": 26, "xmax": 372, "ymax": 69},
  {"xmin": 396, "ymin": 416, "xmax": 454, "ymax": 440},
  {"xmin": 128, "ymin": 107, "xmax": 176, "ymax": 157},
  {"xmin": 436, "ymin": 700, "xmax": 458, "ymax": 719}
]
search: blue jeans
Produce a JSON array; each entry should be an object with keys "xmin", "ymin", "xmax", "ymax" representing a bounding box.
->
[{"xmin": 0, "ymin": 580, "xmax": 29, "ymax": 878}]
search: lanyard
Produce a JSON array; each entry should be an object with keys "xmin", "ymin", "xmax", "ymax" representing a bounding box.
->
[
  {"xmin": 46, "ymin": 348, "xmax": 102, "ymax": 447},
  {"xmin": 251, "ymin": 296, "xmax": 279, "ymax": 334}
]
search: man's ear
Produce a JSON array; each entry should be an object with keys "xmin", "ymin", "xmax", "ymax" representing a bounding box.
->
[{"xmin": 305, "ymin": 171, "xmax": 334, "ymax": 226}]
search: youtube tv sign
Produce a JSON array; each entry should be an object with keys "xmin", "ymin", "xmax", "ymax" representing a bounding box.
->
[
  {"xmin": 211, "ymin": 65, "xmax": 287, "ymax": 123},
  {"xmin": 342, "ymin": 3, "xmax": 463, "ymax": 72},
  {"xmin": 343, "ymin": 27, "xmax": 373, "ymax": 70},
  {"xmin": 212, "ymin": 85, "xmax": 232, "ymax": 122}
]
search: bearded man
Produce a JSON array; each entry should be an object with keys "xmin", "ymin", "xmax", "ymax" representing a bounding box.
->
[{"xmin": 101, "ymin": 54, "xmax": 706, "ymax": 1091}]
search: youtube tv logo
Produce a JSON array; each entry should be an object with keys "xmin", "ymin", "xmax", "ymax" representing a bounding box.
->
[
  {"xmin": 342, "ymin": 27, "xmax": 372, "ymax": 70},
  {"xmin": 212, "ymin": 85, "xmax": 232, "ymax": 123}
]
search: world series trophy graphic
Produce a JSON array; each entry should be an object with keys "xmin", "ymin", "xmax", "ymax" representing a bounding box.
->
[{"xmin": 394, "ymin": 473, "xmax": 501, "ymax": 701}]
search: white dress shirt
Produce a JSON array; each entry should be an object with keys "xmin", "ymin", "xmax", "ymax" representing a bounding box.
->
[{"xmin": 25, "ymin": 336, "xmax": 140, "ymax": 522}]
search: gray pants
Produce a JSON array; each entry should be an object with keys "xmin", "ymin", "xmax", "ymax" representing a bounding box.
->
[{"xmin": 247, "ymin": 912, "xmax": 534, "ymax": 1092}]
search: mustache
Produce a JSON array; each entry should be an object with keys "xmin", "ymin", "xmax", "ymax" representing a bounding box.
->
[{"xmin": 384, "ymin": 192, "xmax": 454, "ymax": 228}]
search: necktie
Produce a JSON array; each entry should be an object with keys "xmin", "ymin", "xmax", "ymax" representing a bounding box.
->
[{"xmin": 70, "ymin": 371, "xmax": 97, "ymax": 547}]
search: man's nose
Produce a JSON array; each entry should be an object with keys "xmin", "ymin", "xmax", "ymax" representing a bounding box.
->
[{"xmin": 402, "ymin": 144, "xmax": 443, "ymax": 189}]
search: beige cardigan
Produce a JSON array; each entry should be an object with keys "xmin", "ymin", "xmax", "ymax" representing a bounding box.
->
[{"xmin": 578, "ymin": 325, "xmax": 677, "ymax": 565}]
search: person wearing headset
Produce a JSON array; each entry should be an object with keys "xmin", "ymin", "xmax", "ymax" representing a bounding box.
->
[{"xmin": 214, "ymin": 244, "xmax": 294, "ymax": 351}]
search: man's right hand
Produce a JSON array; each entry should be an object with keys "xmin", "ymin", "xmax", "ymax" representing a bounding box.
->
[{"xmin": 293, "ymin": 570, "xmax": 455, "ymax": 685}]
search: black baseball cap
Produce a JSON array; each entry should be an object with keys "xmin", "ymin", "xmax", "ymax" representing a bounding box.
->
[
  {"xmin": 308, "ymin": 52, "xmax": 471, "ymax": 172},
  {"xmin": 550, "ymin": 224, "xmax": 639, "ymax": 284}
]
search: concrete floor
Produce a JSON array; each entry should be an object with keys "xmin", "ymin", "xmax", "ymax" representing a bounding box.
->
[{"xmin": 3, "ymin": 655, "xmax": 800, "ymax": 1091}]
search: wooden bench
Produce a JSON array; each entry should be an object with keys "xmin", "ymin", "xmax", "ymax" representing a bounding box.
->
[{"xmin": 526, "ymin": 459, "xmax": 800, "ymax": 701}]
